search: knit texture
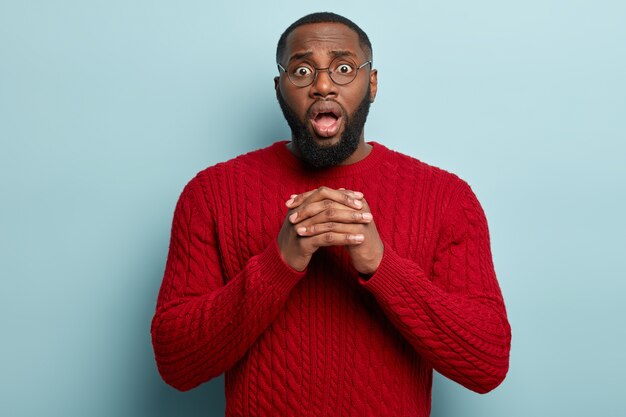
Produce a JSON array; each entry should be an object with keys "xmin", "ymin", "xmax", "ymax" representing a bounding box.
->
[{"xmin": 151, "ymin": 141, "xmax": 511, "ymax": 417}]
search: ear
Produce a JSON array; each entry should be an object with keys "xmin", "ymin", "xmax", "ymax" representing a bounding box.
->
[
  {"xmin": 369, "ymin": 69, "xmax": 378, "ymax": 103},
  {"xmin": 274, "ymin": 76, "xmax": 280, "ymax": 91}
]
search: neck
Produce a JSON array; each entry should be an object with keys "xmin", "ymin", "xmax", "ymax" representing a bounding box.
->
[{"xmin": 339, "ymin": 138, "xmax": 371, "ymax": 165}]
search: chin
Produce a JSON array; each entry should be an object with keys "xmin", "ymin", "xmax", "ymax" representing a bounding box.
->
[
  {"xmin": 308, "ymin": 126, "xmax": 345, "ymax": 147},
  {"xmin": 277, "ymin": 87, "xmax": 370, "ymax": 169},
  {"xmin": 312, "ymin": 135, "xmax": 343, "ymax": 148}
]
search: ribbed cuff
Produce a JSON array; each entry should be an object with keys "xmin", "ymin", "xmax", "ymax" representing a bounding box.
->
[
  {"xmin": 256, "ymin": 240, "xmax": 307, "ymax": 296},
  {"xmin": 359, "ymin": 245, "xmax": 427, "ymax": 300}
]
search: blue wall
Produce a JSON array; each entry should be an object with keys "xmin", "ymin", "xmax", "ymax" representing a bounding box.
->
[{"xmin": 1, "ymin": 1, "xmax": 625, "ymax": 416}]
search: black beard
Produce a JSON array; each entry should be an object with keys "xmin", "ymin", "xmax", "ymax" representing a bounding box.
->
[{"xmin": 276, "ymin": 88, "xmax": 371, "ymax": 169}]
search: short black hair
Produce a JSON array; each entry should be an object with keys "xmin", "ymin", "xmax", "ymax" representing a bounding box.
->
[{"xmin": 276, "ymin": 12, "xmax": 372, "ymax": 64}]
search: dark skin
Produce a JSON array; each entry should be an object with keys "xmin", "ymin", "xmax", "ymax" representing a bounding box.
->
[{"xmin": 274, "ymin": 23, "xmax": 384, "ymax": 274}]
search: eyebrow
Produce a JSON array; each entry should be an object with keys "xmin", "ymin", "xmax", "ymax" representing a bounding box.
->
[
  {"xmin": 287, "ymin": 50, "xmax": 357, "ymax": 63},
  {"xmin": 329, "ymin": 50, "xmax": 355, "ymax": 59},
  {"xmin": 288, "ymin": 51, "xmax": 313, "ymax": 63}
]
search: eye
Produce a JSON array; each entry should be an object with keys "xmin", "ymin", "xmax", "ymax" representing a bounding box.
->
[
  {"xmin": 335, "ymin": 63, "xmax": 354, "ymax": 74},
  {"xmin": 292, "ymin": 66, "xmax": 313, "ymax": 77}
]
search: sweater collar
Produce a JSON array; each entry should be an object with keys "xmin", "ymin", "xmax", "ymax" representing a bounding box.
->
[{"xmin": 271, "ymin": 140, "xmax": 388, "ymax": 179}]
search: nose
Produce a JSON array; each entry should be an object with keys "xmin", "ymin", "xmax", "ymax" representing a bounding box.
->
[{"xmin": 309, "ymin": 69, "xmax": 337, "ymax": 98}]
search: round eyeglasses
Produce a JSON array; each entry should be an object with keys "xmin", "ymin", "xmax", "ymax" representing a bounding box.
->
[{"xmin": 277, "ymin": 57, "xmax": 372, "ymax": 88}]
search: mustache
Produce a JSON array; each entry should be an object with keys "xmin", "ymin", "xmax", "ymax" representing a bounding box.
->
[
  {"xmin": 305, "ymin": 99, "xmax": 346, "ymax": 121},
  {"xmin": 275, "ymin": 86, "xmax": 372, "ymax": 169}
]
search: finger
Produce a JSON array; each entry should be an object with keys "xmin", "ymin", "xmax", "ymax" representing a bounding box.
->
[
  {"xmin": 289, "ymin": 199, "xmax": 372, "ymax": 224},
  {"xmin": 285, "ymin": 190, "xmax": 315, "ymax": 208},
  {"xmin": 303, "ymin": 232, "xmax": 365, "ymax": 249},
  {"xmin": 295, "ymin": 220, "xmax": 369, "ymax": 237},
  {"xmin": 294, "ymin": 207, "xmax": 373, "ymax": 228},
  {"xmin": 360, "ymin": 197, "xmax": 371, "ymax": 211},
  {"xmin": 311, "ymin": 187, "xmax": 363, "ymax": 206},
  {"xmin": 286, "ymin": 187, "xmax": 363, "ymax": 209},
  {"xmin": 287, "ymin": 186, "xmax": 364, "ymax": 211},
  {"xmin": 289, "ymin": 199, "xmax": 341, "ymax": 223},
  {"xmin": 339, "ymin": 187, "xmax": 364, "ymax": 197}
]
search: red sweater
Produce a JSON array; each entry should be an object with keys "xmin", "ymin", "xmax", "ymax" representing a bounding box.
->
[{"xmin": 151, "ymin": 141, "xmax": 511, "ymax": 417}]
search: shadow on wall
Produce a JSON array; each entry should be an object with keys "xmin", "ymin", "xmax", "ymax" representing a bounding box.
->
[
  {"xmin": 146, "ymin": 377, "xmax": 226, "ymax": 417},
  {"xmin": 431, "ymin": 373, "xmax": 457, "ymax": 417}
]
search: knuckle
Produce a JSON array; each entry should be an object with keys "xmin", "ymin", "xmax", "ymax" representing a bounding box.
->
[
  {"xmin": 326, "ymin": 222, "xmax": 336, "ymax": 230},
  {"xmin": 323, "ymin": 233, "xmax": 334, "ymax": 243},
  {"xmin": 323, "ymin": 199, "xmax": 333, "ymax": 208},
  {"xmin": 326, "ymin": 208, "xmax": 336, "ymax": 219}
]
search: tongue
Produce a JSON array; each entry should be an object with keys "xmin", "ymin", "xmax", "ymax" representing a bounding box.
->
[{"xmin": 311, "ymin": 114, "xmax": 341, "ymax": 138}]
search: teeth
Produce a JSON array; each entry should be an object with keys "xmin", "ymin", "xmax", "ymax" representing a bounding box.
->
[
  {"xmin": 309, "ymin": 101, "xmax": 342, "ymax": 120},
  {"xmin": 316, "ymin": 112, "xmax": 337, "ymax": 120}
]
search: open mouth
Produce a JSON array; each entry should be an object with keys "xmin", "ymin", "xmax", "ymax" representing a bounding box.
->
[{"xmin": 308, "ymin": 102, "xmax": 343, "ymax": 138}]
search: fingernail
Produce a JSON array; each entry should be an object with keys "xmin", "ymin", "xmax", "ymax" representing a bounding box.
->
[
  {"xmin": 286, "ymin": 198, "xmax": 295, "ymax": 206},
  {"xmin": 362, "ymin": 212, "xmax": 373, "ymax": 221},
  {"xmin": 289, "ymin": 212, "xmax": 298, "ymax": 223},
  {"xmin": 290, "ymin": 194, "xmax": 298, "ymax": 199},
  {"xmin": 353, "ymin": 191, "xmax": 364, "ymax": 198},
  {"xmin": 296, "ymin": 227, "xmax": 306, "ymax": 235},
  {"xmin": 354, "ymin": 200, "xmax": 363, "ymax": 209},
  {"xmin": 353, "ymin": 234, "xmax": 365, "ymax": 243}
]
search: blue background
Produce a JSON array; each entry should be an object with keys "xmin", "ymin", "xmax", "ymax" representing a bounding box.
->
[{"xmin": 1, "ymin": 1, "xmax": 625, "ymax": 416}]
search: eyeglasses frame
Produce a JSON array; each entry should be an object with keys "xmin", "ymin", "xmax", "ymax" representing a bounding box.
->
[{"xmin": 277, "ymin": 59, "xmax": 372, "ymax": 88}]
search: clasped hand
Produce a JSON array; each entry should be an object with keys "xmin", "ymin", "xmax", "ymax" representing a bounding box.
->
[{"xmin": 277, "ymin": 186, "xmax": 384, "ymax": 275}]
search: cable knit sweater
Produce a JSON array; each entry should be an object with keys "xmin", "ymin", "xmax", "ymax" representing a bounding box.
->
[{"xmin": 151, "ymin": 141, "xmax": 511, "ymax": 417}]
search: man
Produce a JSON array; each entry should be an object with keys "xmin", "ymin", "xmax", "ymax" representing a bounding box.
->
[{"xmin": 151, "ymin": 12, "xmax": 511, "ymax": 417}]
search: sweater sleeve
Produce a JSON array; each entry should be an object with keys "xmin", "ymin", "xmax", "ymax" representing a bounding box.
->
[
  {"xmin": 360, "ymin": 181, "xmax": 511, "ymax": 394},
  {"xmin": 151, "ymin": 180, "xmax": 305, "ymax": 391}
]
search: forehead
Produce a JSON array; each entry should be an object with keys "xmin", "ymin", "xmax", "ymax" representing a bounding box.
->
[{"xmin": 284, "ymin": 22, "xmax": 364, "ymax": 62}]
